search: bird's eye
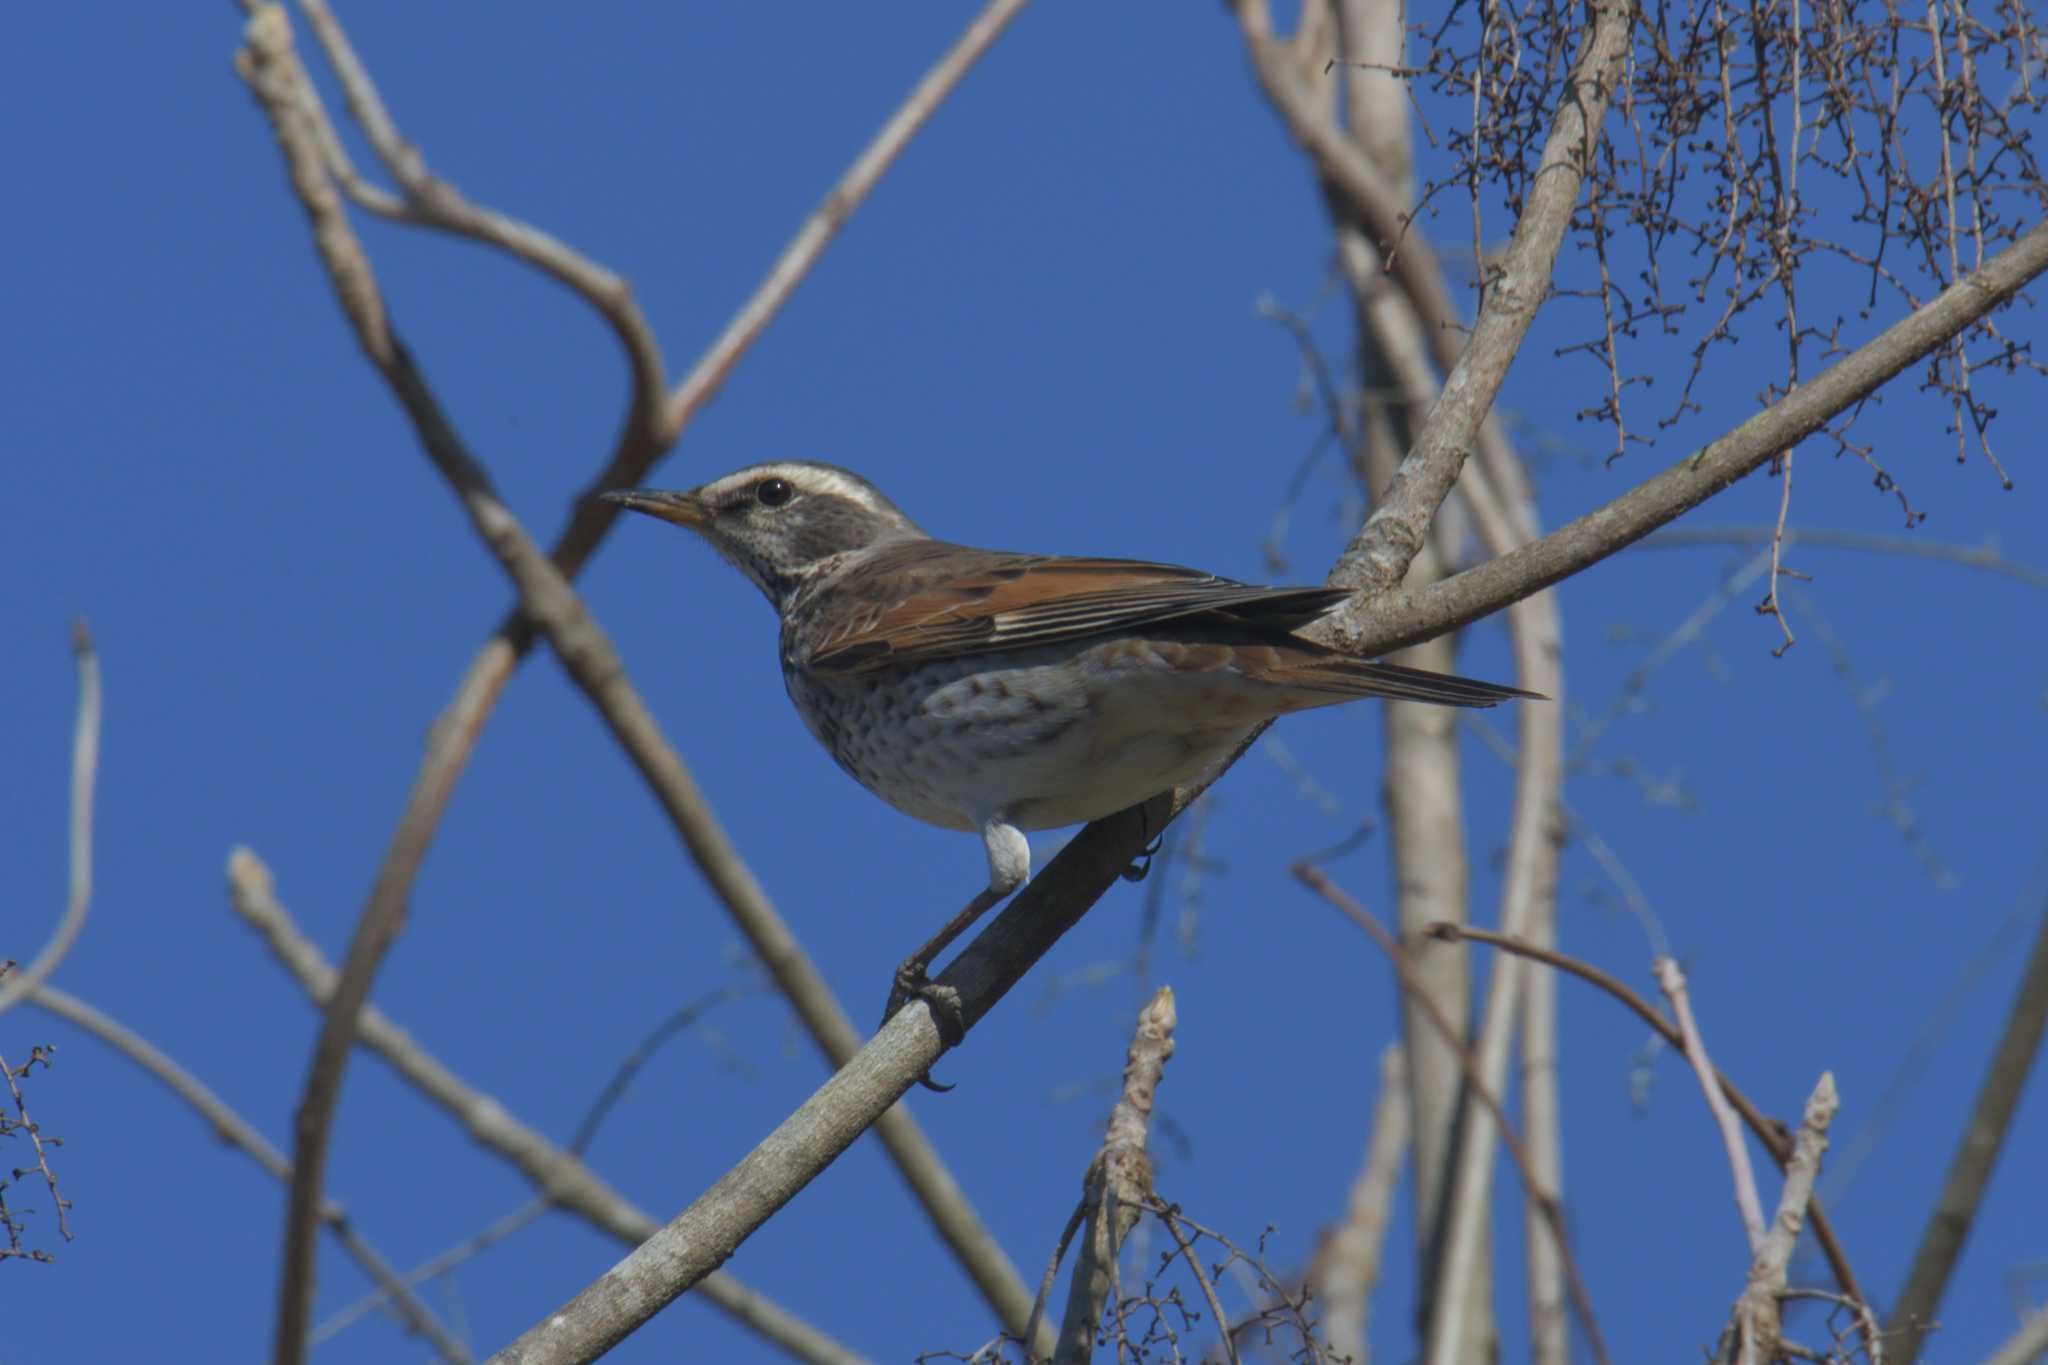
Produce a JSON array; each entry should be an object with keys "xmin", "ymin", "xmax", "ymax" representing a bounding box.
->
[{"xmin": 755, "ymin": 478, "xmax": 794, "ymax": 509}]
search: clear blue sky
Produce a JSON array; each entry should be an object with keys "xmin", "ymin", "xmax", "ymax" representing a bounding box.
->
[{"xmin": 6, "ymin": 5, "xmax": 2044, "ymax": 1362}]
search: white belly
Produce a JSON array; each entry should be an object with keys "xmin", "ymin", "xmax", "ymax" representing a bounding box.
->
[{"xmin": 787, "ymin": 638, "xmax": 1305, "ymax": 832}]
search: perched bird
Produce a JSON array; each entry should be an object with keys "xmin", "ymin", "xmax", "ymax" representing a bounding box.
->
[{"xmin": 606, "ymin": 461, "xmax": 1536, "ymax": 1025}]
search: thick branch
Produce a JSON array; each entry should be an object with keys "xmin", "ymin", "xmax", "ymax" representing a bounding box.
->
[{"xmin": 485, "ymin": 798, "xmax": 1165, "ymax": 1363}]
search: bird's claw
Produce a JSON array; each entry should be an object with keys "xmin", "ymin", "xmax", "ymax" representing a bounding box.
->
[
  {"xmin": 1121, "ymin": 833, "xmax": 1166, "ymax": 883},
  {"xmin": 882, "ymin": 960, "xmax": 965, "ymax": 1092}
]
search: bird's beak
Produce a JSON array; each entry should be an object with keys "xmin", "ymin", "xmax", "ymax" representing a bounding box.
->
[{"xmin": 600, "ymin": 488, "xmax": 708, "ymax": 529}]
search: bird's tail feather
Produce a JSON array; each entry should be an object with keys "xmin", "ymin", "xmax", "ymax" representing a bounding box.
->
[{"xmin": 1284, "ymin": 657, "xmax": 1544, "ymax": 707}]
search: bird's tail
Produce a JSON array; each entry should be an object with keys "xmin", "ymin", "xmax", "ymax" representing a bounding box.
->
[{"xmin": 1281, "ymin": 656, "xmax": 1545, "ymax": 707}]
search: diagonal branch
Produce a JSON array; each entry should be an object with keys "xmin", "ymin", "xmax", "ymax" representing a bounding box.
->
[{"xmin": 485, "ymin": 796, "xmax": 1167, "ymax": 1363}]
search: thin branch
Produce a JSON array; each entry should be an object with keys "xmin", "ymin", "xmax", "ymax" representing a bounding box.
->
[
  {"xmin": 0, "ymin": 621, "xmax": 100, "ymax": 1016},
  {"xmin": 0, "ymin": 1032, "xmax": 68, "ymax": 1259},
  {"xmin": 224, "ymin": 850, "xmax": 871, "ymax": 1365},
  {"xmin": 1295, "ymin": 866, "xmax": 1611, "ymax": 1365},
  {"xmin": 293, "ymin": 0, "xmax": 669, "ymax": 440},
  {"xmin": 313, "ymin": 1202, "xmax": 550, "ymax": 1351},
  {"xmin": 25, "ymin": 985, "xmax": 469, "ymax": 1363},
  {"xmin": 1657, "ymin": 958, "xmax": 1769, "ymax": 1252},
  {"xmin": 1233, "ymin": 0, "xmax": 1469, "ymax": 400},
  {"xmin": 1319, "ymin": 75, "xmax": 1574, "ymax": 1350},
  {"xmin": 652, "ymin": 0, "xmax": 1031, "ymax": 441},
  {"xmin": 1430, "ymin": 924, "xmax": 1872, "ymax": 1310},
  {"xmin": 1025, "ymin": 1200, "xmax": 1091, "ymax": 1361},
  {"xmin": 1155, "ymin": 1204, "xmax": 1242, "ymax": 1365},
  {"xmin": 1246, "ymin": 16, "xmax": 1616, "ymax": 1349},
  {"xmin": 1642, "ymin": 526, "xmax": 2048, "ymax": 592},
  {"xmin": 1888, "ymin": 889, "xmax": 2048, "ymax": 1364}
]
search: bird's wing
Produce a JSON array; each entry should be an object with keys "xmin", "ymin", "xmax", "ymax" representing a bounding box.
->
[{"xmin": 806, "ymin": 553, "xmax": 1355, "ymax": 674}]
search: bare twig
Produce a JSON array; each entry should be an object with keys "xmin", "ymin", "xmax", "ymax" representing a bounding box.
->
[
  {"xmin": 25, "ymin": 985, "xmax": 469, "ymax": 1362},
  {"xmin": 313, "ymin": 1203, "xmax": 550, "ymax": 1351},
  {"xmin": 1233, "ymin": 0, "xmax": 1467, "ymax": 384},
  {"xmin": 1430, "ymin": 924, "xmax": 1871, "ymax": 1310},
  {"xmin": 0, "ymin": 1034, "xmax": 68, "ymax": 1261},
  {"xmin": 1308, "ymin": 47, "xmax": 1575, "ymax": 1345},
  {"xmin": 1657, "ymin": 958, "xmax": 1769, "ymax": 1251},
  {"xmin": 293, "ymin": 0, "xmax": 670, "ymax": 441},
  {"xmin": 1719, "ymin": 1074, "xmax": 1840, "ymax": 1365},
  {"xmin": 1054, "ymin": 987, "xmax": 1178, "ymax": 1365},
  {"xmin": 1025, "ymin": 1200, "xmax": 1091, "ymax": 1361},
  {"xmin": 647, "ymin": 0, "xmax": 1032, "ymax": 443},
  {"xmin": 1642, "ymin": 526, "xmax": 2048, "ymax": 593},
  {"xmin": 1155, "ymin": 1204, "xmax": 1241, "ymax": 1365},
  {"xmin": 1294, "ymin": 867, "xmax": 1611, "ymax": 1365},
  {"xmin": 0, "ymin": 621, "xmax": 100, "ymax": 1016}
]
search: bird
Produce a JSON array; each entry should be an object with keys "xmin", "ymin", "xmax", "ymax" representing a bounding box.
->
[{"xmin": 605, "ymin": 460, "xmax": 1537, "ymax": 1032}]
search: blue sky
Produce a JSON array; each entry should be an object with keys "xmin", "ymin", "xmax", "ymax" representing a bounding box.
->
[{"xmin": 5, "ymin": 5, "xmax": 2045, "ymax": 1363}]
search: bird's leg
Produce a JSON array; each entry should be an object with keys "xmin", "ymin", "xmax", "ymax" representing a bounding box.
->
[{"xmin": 883, "ymin": 818, "xmax": 1030, "ymax": 1048}]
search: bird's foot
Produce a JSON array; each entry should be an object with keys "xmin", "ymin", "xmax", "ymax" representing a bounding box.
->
[
  {"xmin": 882, "ymin": 957, "xmax": 965, "ymax": 1092},
  {"xmin": 1121, "ymin": 833, "xmax": 1166, "ymax": 883}
]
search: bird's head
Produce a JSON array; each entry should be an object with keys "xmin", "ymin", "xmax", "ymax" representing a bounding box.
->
[{"xmin": 603, "ymin": 461, "xmax": 926, "ymax": 608}]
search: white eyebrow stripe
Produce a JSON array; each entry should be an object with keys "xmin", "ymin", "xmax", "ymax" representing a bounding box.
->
[{"xmin": 701, "ymin": 462, "xmax": 885, "ymax": 509}]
